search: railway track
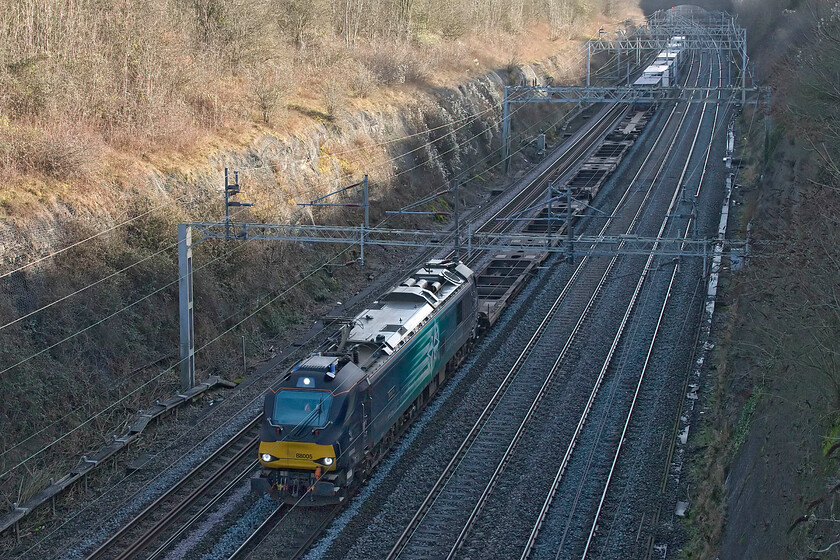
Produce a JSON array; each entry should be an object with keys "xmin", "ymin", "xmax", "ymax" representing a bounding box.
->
[
  {"xmin": 516, "ymin": 51, "xmax": 728, "ymax": 560},
  {"xmin": 219, "ymin": 104, "xmax": 631, "ymax": 560},
  {"xmin": 211, "ymin": 104, "xmax": 637, "ymax": 560},
  {"xmin": 634, "ymin": 56, "xmax": 727, "ymax": 560},
  {"xmin": 581, "ymin": 47, "xmax": 730, "ymax": 560},
  {"xmin": 85, "ymin": 418, "xmax": 261, "ymax": 560},
  {"xmin": 74, "ymin": 78, "xmax": 635, "ymax": 560},
  {"xmin": 384, "ymin": 51, "xmax": 709, "ymax": 560},
  {"xmin": 229, "ymin": 504, "xmax": 340, "ymax": 560}
]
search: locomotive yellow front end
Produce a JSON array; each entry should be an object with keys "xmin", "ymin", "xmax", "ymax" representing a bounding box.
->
[{"xmin": 251, "ymin": 355, "xmax": 366, "ymax": 504}]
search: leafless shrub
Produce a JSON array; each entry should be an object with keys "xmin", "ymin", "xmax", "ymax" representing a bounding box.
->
[
  {"xmin": 0, "ymin": 123, "xmax": 100, "ymax": 181},
  {"xmin": 0, "ymin": 57, "xmax": 50, "ymax": 118},
  {"xmin": 275, "ymin": 0, "xmax": 319, "ymax": 51},
  {"xmin": 364, "ymin": 43, "xmax": 433, "ymax": 85},
  {"xmin": 321, "ymin": 81, "xmax": 346, "ymax": 119},
  {"xmin": 440, "ymin": 15, "xmax": 468, "ymax": 39},
  {"xmin": 191, "ymin": 0, "xmax": 271, "ymax": 68},
  {"xmin": 348, "ymin": 61, "xmax": 377, "ymax": 98},
  {"xmin": 247, "ymin": 61, "xmax": 291, "ymax": 125}
]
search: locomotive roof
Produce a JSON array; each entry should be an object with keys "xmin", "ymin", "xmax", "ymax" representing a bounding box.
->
[
  {"xmin": 271, "ymin": 260, "xmax": 473, "ymax": 394},
  {"xmin": 345, "ymin": 260, "xmax": 472, "ymax": 353}
]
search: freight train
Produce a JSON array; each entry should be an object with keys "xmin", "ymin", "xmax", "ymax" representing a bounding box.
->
[
  {"xmin": 633, "ymin": 35, "xmax": 687, "ymax": 102},
  {"xmin": 252, "ymin": 259, "xmax": 478, "ymax": 504}
]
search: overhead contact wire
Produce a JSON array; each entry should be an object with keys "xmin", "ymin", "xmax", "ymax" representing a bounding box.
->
[
  {"xmin": 17, "ymin": 70, "xmax": 631, "ymax": 558},
  {"xmin": 0, "ymin": 98, "xmax": 536, "ymax": 467}
]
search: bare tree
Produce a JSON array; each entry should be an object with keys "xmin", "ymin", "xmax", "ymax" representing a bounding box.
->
[
  {"xmin": 248, "ymin": 61, "xmax": 290, "ymax": 124},
  {"xmin": 276, "ymin": 0, "xmax": 320, "ymax": 51}
]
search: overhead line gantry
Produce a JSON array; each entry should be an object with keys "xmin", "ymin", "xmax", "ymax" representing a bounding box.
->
[
  {"xmin": 176, "ymin": 9, "xmax": 760, "ymax": 393},
  {"xmin": 501, "ymin": 9, "xmax": 753, "ymax": 171}
]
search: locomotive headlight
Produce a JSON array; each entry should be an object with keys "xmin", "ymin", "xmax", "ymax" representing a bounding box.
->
[
  {"xmin": 261, "ymin": 453, "xmax": 275, "ymax": 462},
  {"xmin": 316, "ymin": 457, "xmax": 335, "ymax": 466}
]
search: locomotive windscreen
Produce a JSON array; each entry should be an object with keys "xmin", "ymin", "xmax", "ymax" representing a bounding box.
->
[{"xmin": 272, "ymin": 390, "xmax": 333, "ymax": 428}]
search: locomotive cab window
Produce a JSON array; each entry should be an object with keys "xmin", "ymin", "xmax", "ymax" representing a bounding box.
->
[{"xmin": 273, "ymin": 390, "xmax": 333, "ymax": 428}]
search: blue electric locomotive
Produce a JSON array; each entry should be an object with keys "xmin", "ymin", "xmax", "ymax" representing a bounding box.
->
[{"xmin": 252, "ymin": 259, "xmax": 477, "ymax": 504}]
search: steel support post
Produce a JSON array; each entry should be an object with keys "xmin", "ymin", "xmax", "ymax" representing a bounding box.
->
[
  {"xmin": 502, "ymin": 88, "xmax": 511, "ymax": 174},
  {"xmin": 547, "ymin": 182, "xmax": 553, "ymax": 233},
  {"xmin": 178, "ymin": 223, "xmax": 196, "ymax": 392},
  {"xmin": 224, "ymin": 169, "xmax": 231, "ymax": 239},
  {"xmin": 586, "ymin": 42, "xmax": 591, "ymax": 87},
  {"xmin": 741, "ymin": 29, "xmax": 747, "ymax": 105},
  {"xmin": 727, "ymin": 55, "xmax": 731, "ymax": 86},
  {"xmin": 616, "ymin": 37, "xmax": 621, "ymax": 80},
  {"xmin": 454, "ymin": 181, "xmax": 460, "ymax": 261},
  {"xmin": 566, "ymin": 187, "xmax": 573, "ymax": 263},
  {"xmin": 361, "ymin": 174, "xmax": 369, "ymax": 265},
  {"xmin": 363, "ymin": 175, "xmax": 369, "ymax": 232}
]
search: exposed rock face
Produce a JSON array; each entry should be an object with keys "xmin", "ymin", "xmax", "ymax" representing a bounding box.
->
[{"xmin": 0, "ymin": 59, "xmax": 566, "ymax": 509}]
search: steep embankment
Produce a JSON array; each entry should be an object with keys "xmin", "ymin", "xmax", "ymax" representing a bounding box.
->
[
  {"xmin": 0, "ymin": 0, "xmax": 643, "ymax": 528},
  {"xmin": 679, "ymin": 1, "xmax": 840, "ymax": 558}
]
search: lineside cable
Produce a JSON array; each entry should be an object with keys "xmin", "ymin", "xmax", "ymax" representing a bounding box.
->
[
  {"xmin": 13, "ymin": 235, "xmax": 409, "ymax": 558},
  {"xmin": 0, "ymin": 198, "xmax": 188, "ymax": 280},
  {"xmin": 0, "ymin": 101, "xmax": 515, "ymax": 328},
  {"xmin": 0, "ymin": 102, "xmax": 499, "ymax": 281}
]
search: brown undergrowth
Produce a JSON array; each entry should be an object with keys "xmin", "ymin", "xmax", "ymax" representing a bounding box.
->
[{"xmin": 0, "ymin": 0, "xmax": 650, "ymax": 540}]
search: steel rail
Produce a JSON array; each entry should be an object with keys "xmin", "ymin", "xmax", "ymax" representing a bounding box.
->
[
  {"xmin": 84, "ymin": 417, "xmax": 261, "ymax": 560},
  {"xmin": 228, "ymin": 504, "xmax": 340, "ymax": 560},
  {"xmin": 445, "ymin": 61, "xmax": 711, "ymax": 556},
  {"xmin": 585, "ymin": 46, "xmax": 728, "ymax": 560},
  {"xmin": 227, "ymin": 505, "xmax": 286, "ymax": 560},
  {"xmin": 444, "ymin": 235, "xmax": 618, "ymax": 559},
  {"xmin": 114, "ymin": 450, "xmax": 258, "ymax": 560},
  {"xmin": 128, "ymin": 93, "xmax": 630, "ymax": 560},
  {"xmin": 640, "ymin": 44, "xmax": 727, "ymax": 560},
  {"xmin": 385, "ymin": 242, "xmax": 594, "ymax": 560},
  {"xmin": 86, "ymin": 72, "xmax": 641, "ymax": 560},
  {"xmin": 148, "ymin": 458, "xmax": 258, "ymax": 559},
  {"xmin": 452, "ymin": 64, "xmax": 702, "ymax": 560},
  {"xmin": 222, "ymin": 92, "xmax": 632, "ymax": 560},
  {"xmin": 75, "ymin": 99, "xmax": 616, "ymax": 560},
  {"xmin": 386, "ymin": 51, "xmax": 702, "ymax": 559},
  {"xmin": 518, "ymin": 48, "xmax": 721, "ymax": 560}
]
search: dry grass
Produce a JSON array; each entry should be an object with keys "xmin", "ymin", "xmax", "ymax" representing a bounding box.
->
[
  {"xmin": 0, "ymin": 121, "xmax": 101, "ymax": 182},
  {"xmin": 0, "ymin": 0, "xmax": 643, "ymax": 189}
]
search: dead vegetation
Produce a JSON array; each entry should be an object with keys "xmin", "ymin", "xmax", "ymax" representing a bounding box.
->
[{"xmin": 0, "ymin": 0, "xmax": 626, "ymax": 168}]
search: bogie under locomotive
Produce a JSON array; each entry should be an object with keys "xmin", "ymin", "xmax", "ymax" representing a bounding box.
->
[{"xmin": 252, "ymin": 259, "xmax": 477, "ymax": 504}]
